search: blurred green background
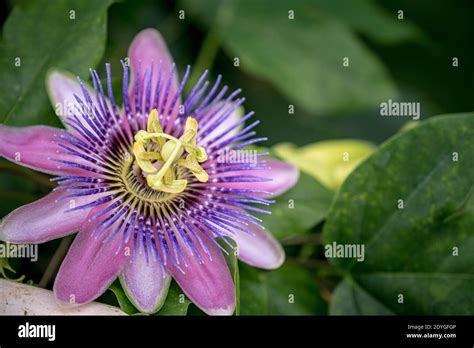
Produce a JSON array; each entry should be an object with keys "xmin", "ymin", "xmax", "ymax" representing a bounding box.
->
[
  {"xmin": 0, "ymin": 0, "xmax": 473, "ymax": 315},
  {"xmin": 100, "ymin": 0, "xmax": 474, "ymax": 144}
]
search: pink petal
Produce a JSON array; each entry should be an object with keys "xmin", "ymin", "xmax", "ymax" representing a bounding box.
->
[
  {"xmin": 167, "ymin": 235, "xmax": 235, "ymax": 315},
  {"xmin": 0, "ymin": 189, "xmax": 90, "ymax": 244},
  {"xmin": 121, "ymin": 252, "xmax": 171, "ymax": 313},
  {"xmin": 212, "ymin": 159, "xmax": 299, "ymax": 198},
  {"xmin": 128, "ymin": 28, "xmax": 180, "ymax": 131},
  {"xmin": 0, "ymin": 125, "xmax": 89, "ymax": 176},
  {"xmin": 53, "ymin": 207, "xmax": 130, "ymax": 306},
  {"xmin": 231, "ymin": 220, "xmax": 285, "ymax": 270},
  {"xmin": 46, "ymin": 69, "xmax": 94, "ymax": 131}
]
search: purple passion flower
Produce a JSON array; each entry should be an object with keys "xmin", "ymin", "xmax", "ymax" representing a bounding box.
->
[{"xmin": 0, "ymin": 29, "xmax": 299, "ymax": 315}]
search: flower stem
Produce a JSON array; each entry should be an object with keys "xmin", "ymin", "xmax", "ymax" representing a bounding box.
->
[{"xmin": 39, "ymin": 235, "xmax": 74, "ymax": 288}]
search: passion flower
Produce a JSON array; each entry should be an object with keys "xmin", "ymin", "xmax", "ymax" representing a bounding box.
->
[{"xmin": 0, "ymin": 29, "xmax": 299, "ymax": 315}]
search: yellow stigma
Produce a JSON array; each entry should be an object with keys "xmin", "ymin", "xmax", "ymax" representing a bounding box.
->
[{"xmin": 132, "ymin": 109, "xmax": 209, "ymax": 193}]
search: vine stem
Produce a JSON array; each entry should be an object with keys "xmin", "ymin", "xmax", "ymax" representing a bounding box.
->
[
  {"xmin": 185, "ymin": 29, "xmax": 220, "ymax": 95},
  {"xmin": 0, "ymin": 162, "xmax": 55, "ymax": 188},
  {"xmin": 38, "ymin": 235, "xmax": 74, "ymax": 288}
]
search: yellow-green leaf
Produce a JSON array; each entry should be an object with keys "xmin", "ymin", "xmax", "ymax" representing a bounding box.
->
[{"xmin": 274, "ymin": 140, "xmax": 375, "ymax": 190}]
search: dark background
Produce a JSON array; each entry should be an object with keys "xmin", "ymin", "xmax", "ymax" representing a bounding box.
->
[{"xmin": 0, "ymin": 0, "xmax": 473, "ymax": 303}]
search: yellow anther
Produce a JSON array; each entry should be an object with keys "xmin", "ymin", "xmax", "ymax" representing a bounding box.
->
[
  {"xmin": 147, "ymin": 109, "xmax": 165, "ymax": 147},
  {"xmin": 132, "ymin": 142, "xmax": 157, "ymax": 174},
  {"xmin": 180, "ymin": 117, "xmax": 198, "ymax": 144},
  {"xmin": 196, "ymin": 146, "xmax": 208, "ymax": 162},
  {"xmin": 132, "ymin": 111, "xmax": 209, "ymax": 193},
  {"xmin": 177, "ymin": 155, "xmax": 209, "ymax": 183},
  {"xmin": 183, "ymin": 144, "xmax": 208, "ymax": 162}
]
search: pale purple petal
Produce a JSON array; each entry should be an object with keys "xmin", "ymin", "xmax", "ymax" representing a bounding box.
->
[
  {"xmin": 167, "ymin": 235, "xmax": 235, "ymax": 315},
  {"xmin": 231, "ymin": 220, "xmax": 285, "ymax": 270},
  {"xmin": 54, "ymin": 207, "xmax": 130, "ymax": 306},
  {"xmin": 46, "ymin": 69, "xmax": 94, "ymax": 130},
  {"xmin": 120, "ymin": 252, "xmax": 171, "ymax": 313},
  {"xmin": 214, "ymin": 159, "xmax": 299, "ymax": 198},
  {"xmin": 0, "ymin": 125, "xmax": 89, "ymax": 176},
  {"xmin": 0, "ymin": 189, "xmax": 91, "ymax": 244},
  {"xmin": 200, "ymin": 104, "xmax": 244, "ymax": 143}
]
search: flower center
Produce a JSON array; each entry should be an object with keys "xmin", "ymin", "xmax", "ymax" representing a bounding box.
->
[{"xmin": 132, "ymin": 109, "xmax": 209, "ymax": 193}]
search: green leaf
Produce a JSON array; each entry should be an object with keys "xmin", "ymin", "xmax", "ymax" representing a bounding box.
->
[
  {"xmin": 274, "ymin": 140, "xmax": 375, "ymax": 190},
  {"xmin": 257, "ymin": 172, "xmax": 333, "ymax": 240},
  {"xmin": 312, "ymin": 0, "xmax": 423, "ymax": 45},
  {"xmin": 239, "ymin": 263, "xmax": 327, "ymax": 315},
  {"xmin": 0, "ymin": 249, "xmax": 25, "ymax": 282},
  {"xmin": 109, "ymin": 280, "xmax": 139, "ymax": 315},
  {"xmin": 329, "ymin": 278, "xmax": 394, "ymax": 315},
  {"xmin": 218, "ymin": 237, "xmax": 240, "ymax": 315},
  {"xmin": 155, "ymin": 281, "xmax": 191, "ymax": 316},
  {"xmin": 0, "ymin": 0, "xmax": 114, "ymax": 126},
  {"xmin": 324, "ymin": 113, "xmax": 474, "ymax": 315},
  {"xmin": 182, "ymin": 0, "xmax": 396, "ymax": 113}
]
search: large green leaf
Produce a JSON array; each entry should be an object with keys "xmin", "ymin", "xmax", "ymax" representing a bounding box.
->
[
  {"xmin": 108, "ymin": 280, "xmax": 139, "ymax": 315},
  {"xmin": 0, "ymin": 0, "xmax": 113, "ymax": 126},
  {"xmin": 324, "ymin": 113, "xmax": 474, "ymax": 314},
  {"xmin": 312, "ymin": 0, "xmax": 423, "ymax": 45},
  {"xmin": 182, "ymin": 0, "xmax": 397, "ymax": 113},
  {"xmin": 274, "ymin": 140, "xmax": 375, "ymax": 190},
  {"xmin": 257, "ymin": 172, "xmax": 333, "ymax": 240},
  {"xmin": 239, "ymin": 263, "xmax": 327, "ymax": 315},
  {"xmin": 155, "ymin": 281, "xmax": 191, "ymax": 316}
]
